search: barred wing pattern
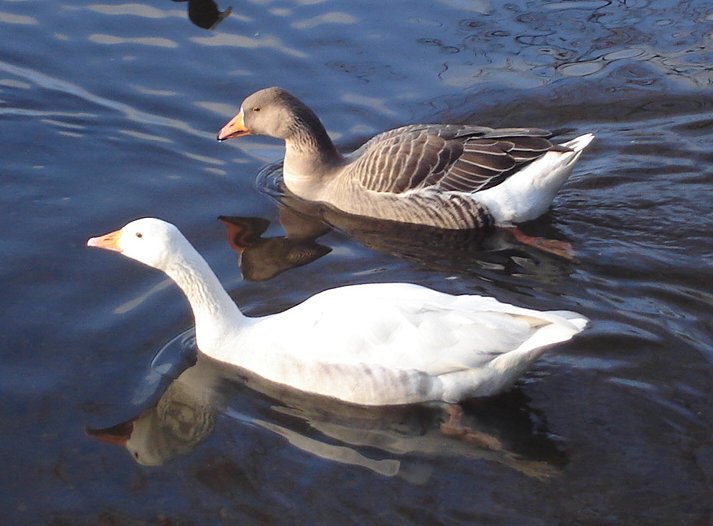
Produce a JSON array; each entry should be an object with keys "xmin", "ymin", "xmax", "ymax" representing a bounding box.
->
[{"xmin": 347, "ymin": 125, "xmax": 557, "ymax": 195}]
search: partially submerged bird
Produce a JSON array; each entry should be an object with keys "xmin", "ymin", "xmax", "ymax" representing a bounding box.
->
[
  {"xmin": 88, "ymin": 218, "xmax": 588, "ymax": 406},
  {"xmin": 217, "ymin": 87, "xmax": 594, "ymax": 230}
]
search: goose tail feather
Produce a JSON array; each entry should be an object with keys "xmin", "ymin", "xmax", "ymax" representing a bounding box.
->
[{"xmin": 474, "ymin": 133, "xmax": 595, "ymax": 225}]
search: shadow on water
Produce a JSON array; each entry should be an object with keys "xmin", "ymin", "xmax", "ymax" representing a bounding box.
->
[{"xmin": 86, "ymin": 331, "xmax": 567, "ymax": 481}]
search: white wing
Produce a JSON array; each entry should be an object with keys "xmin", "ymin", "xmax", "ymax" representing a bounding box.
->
[{"xmin": 237, "ymin": 283, "xmax": 583, "ymax": 375}]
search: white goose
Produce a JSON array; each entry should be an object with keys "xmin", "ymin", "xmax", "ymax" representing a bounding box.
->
[
  {"xmin": 88, "ymin": 218, "xmax": 588, "ymax": 406},
  {"xmin": 217, "ymin": 87, "xmax": 594, "ymax": 230}
]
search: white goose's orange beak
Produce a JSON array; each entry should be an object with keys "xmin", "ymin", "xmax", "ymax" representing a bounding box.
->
[
  {"xmin": 217, "ymin": 109, "xmax": 250, "ymax": 141},
  {"xmin": 87, "ymin": 228, "xmax": 123, "ymax": 252},
  {"xmin": 85, "ymin": 421, "xmax": 134, "ymax": 446}
]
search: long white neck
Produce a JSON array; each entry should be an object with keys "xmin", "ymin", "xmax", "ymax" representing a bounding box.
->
[{"xmin": 163, "ymin": 243, "xmax": 247, "ymax": 354}]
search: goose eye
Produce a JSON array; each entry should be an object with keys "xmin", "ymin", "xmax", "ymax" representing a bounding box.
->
[
  {"xmin": 135, "ymin": 232, "xmax": 143, "ymax": 239},
  {"xmin": 253, "ymin": 107, "xmax": 260, "ymax": 112}
]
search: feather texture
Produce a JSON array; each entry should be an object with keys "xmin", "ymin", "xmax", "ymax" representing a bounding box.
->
[{"xmin": 217, "ymin": 88, "xmax": 594, "ymax": 229}]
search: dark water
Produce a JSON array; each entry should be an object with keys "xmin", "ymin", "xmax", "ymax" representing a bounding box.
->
[{"xmin": 2, "ymin": 0, "xmax": 713, "ymax": 524}]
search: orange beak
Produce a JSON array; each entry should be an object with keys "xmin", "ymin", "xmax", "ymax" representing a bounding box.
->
[
  {"xmin": 217, "ymin": 109, "xmax": 250, "ymax": 141},
  {"xmin": 85, "ymin": 421, "xmax": 134, "ymax": 447},
  {"xmin": 87, "ymin": 228, "xmax": 122, "ymax": 252}
]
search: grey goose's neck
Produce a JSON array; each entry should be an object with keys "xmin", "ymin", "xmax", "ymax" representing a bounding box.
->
[{"xmin": 283, "ymin": 108, "xmax": 345, "ymax": 196}]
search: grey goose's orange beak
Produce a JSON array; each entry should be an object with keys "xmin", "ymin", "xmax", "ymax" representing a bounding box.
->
[
  {"xmin": 217, "ymin": 109, "xmax": 250, "ymax": 141},
  {"xmin": 87, "ymin": 228, "xmax": 122, "ymax": 252}
]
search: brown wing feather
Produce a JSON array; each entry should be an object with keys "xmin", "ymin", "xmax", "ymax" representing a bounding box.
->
[{"xmin": 347, "ymin": 125, "xmax": 557, "ymax": 194}]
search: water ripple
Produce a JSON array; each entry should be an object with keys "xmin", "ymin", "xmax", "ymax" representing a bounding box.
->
[
  {"xmin": 0, "ymin": 59, "xmax": 203, "ymax": 138},
  {"xmin": 88, "ymin": 33, "xmax": 179, "ymax": 48},
  {"xmin": 86, "ymin": 3, "xmax": 180, "ymax": 19},
  {"xmin": 0, "ymin": 11, "xmax": 37, "ymax": 25},
  {"xmin": 191, "ymin": 32, "xmax": 307, "ymax": 58}
]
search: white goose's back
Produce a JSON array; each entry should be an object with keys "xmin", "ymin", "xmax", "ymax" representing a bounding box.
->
[{"xmin": 216, "ymin": 283, "xmax": 587, "ymax": 405}]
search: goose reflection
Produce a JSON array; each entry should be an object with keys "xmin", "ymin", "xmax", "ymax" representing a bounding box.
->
[
  {"xmin": 87, "ymin": 333, "xmax": 566, "ymax": 479},
  {"xmin": 219, "ymin": 211, "xmax": 331, "ymax": 281},
  {"xmin": 171, "ymin": 0, "xmax": 232, "ymax": 30},
  {"xmin": 217, "ymin": 162, "xmax": 575, "ymax": 282}
]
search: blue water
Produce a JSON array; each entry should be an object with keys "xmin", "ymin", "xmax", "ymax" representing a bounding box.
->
[{"xmin": 2, "ymin": 0, "xmax": 713, "ymax": 524}]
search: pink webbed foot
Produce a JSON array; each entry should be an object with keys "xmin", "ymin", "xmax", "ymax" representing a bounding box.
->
[
  {"xmin": 504, "ymin": 227, "xmax": 575, "ymax": 260},
  {"xmin": 439, "ymin": 404, "xmax": 503, "ymax": 450}
]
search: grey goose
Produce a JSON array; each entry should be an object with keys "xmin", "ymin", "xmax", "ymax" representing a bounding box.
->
[{"xmin": 218, "ymin": 87, "xmax": 594, "ymax": 231}]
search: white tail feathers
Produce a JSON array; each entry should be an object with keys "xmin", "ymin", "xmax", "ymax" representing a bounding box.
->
[
  {"xmin": 440, "ymin": 310, "xmax": 589, "ymax": 401},
  {"xmin": 561, "ymin": 133, "xmax": 595, "ymax": 154},
  {"xmin": 547, "ymin": 310, "xmax": 589, "ymax": 332},
  {"xmin": 475, "ymin": 133, "xmax": 595, "ymax": 225}
]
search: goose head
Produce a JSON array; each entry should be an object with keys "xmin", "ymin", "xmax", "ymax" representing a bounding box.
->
[
  {"xmin": 217, "ymin": 87, "xmax": 323, "ymax": 142},
  {"xmin": 87, "ymin": 218, "xmax": 184, "ymax": 271}
]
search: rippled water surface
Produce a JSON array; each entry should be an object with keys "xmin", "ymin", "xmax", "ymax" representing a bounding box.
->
[{"xmin": 2, "ymin": 0, "xmax": 713, "ymax": 524}]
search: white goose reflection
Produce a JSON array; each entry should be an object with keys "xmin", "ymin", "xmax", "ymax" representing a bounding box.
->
[{"xmin": 87, "ymin": 332, "xmax": 566, "ymax": 480}]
